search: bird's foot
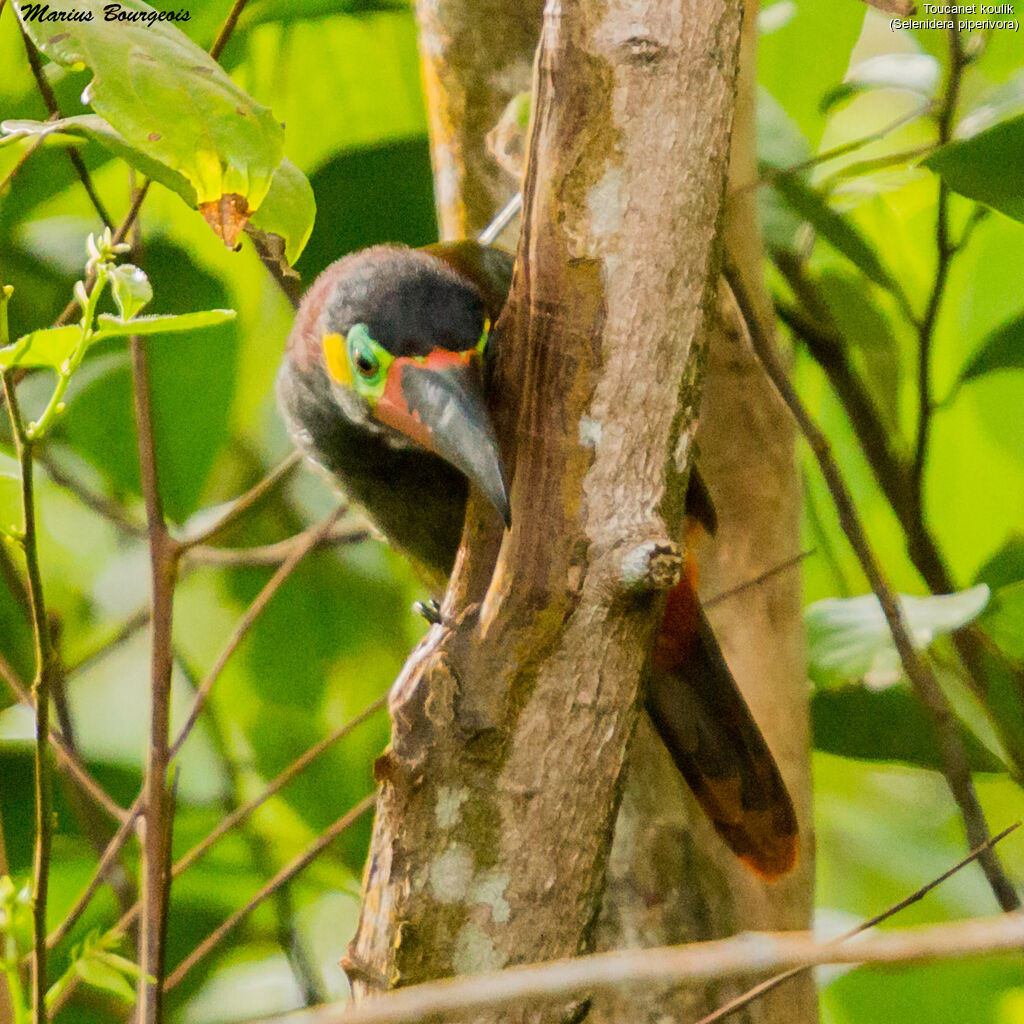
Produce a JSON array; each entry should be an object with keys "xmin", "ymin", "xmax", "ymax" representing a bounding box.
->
[{"xmin": 413, "ymin": 598, "xmax": 442, "ymax": 625}]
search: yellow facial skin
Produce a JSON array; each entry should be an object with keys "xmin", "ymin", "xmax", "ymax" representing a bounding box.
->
[{"xmin": 322, "ymin": 319, "xmax": 491, "ymax": 404}]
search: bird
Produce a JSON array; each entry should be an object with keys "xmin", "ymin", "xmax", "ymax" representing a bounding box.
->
[{"xmin": 277, "ymin": 240, "xmax": 798, "ymax": 879}]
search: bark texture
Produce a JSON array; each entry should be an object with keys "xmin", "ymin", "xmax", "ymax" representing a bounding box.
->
[
  {"xmin": 347, "ymin": 0, "xmax": 745, "ymax": 1017},
  {"xmin": 414, "ymin": 0, "xmax": 542, "ymax": 240},
  {"xmin": 588, "ymin": 6, "xmax": 818, "ymax": 1022}
]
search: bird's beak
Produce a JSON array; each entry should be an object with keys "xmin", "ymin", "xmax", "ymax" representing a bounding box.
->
[{"xmin": 376, "ymin": 348, "xmax": 511, "ymax": 528}]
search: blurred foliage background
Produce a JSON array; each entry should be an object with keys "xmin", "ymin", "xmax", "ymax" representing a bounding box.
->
[{"xmin": 1, "ymin": 0, "xmax": 1023, "ymax": 1021}]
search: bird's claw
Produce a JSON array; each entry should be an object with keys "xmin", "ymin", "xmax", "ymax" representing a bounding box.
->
[{"xmin": 413, "ymin": 599, "xmax": 442, "ymax": 625}]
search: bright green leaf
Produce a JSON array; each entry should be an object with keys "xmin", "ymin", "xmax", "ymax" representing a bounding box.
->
[
  {"xmin": 924, "ymin": 113, "xmax": 1024, "ymax": 223},
  {"xmin": 770, "ymin": 173, "xmax": 903, "ymax": 295},
  {"xmin": 12, "ymin": 0, "xmax": 285, "ymax": 239},
  {"xmin": 982, "ymin": 581, "xmax": 1024, "ymax": 663},
  {"xmin": 109, "ymin": 264, "xmax": 152, "ymax": 321},
  {"xmin": 93, "ymin": 309, "xmax": 236, "ymax": 340},
  {"xmin": 960, "ymin": 312, "xmax": 1024, "ymax": 384},
  {"xmin": 248, "ymin": 158, "xmax": 316, "ymax": 265},
  {"xmin": 821, "ymin": 53, "xmax": 940, "ymax": 113},
  {"xmin": 0, "ymin": 325, "xmax": 81, "ymax": 369},
  {"xmin": 72, "ymin": 955, "xmax": 136, "ymax": 1003},
  {"xmin": 0, "ymin": 115, "xmax": 195, "ymax": 203},
  {"xmin": 806, "ymin": 585, "xmax": 991, "ymax": 688}
]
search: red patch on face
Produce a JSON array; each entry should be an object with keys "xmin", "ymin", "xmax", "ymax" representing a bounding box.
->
[{"xmin": 374, "ymin": 348, "xmax": 477, "ymax": 453}]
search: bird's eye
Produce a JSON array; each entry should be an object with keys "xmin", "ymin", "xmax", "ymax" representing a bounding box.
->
[{"xmin": 354, "ymin": 349, "xmax": 378, "ymax": 378}]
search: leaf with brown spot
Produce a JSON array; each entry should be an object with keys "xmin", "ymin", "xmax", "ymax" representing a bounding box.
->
[{"xmin": 200, "ymin": 194, "xmax": 252, "ymax": 249}]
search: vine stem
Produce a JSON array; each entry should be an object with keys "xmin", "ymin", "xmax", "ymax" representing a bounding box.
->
[
  {"xmin": 726, "ymin": 265, "xmax": 1020, "ymax": 913},
  {"xmin": 912, "ymin": 24, "xmax": 965, "ymax": 501},
  {"xmin": 1, "ymin": 288, "xmax": 56, "ymax": 1024}
]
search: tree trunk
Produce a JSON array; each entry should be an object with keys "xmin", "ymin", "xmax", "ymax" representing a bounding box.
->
[{"xmin": 346, "ymin": 0, "xmax": 747, "ymax": 1017}]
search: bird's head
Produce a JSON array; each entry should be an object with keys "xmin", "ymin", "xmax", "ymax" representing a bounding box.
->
[{"xmin": 285, "ymin": 245, "xmax": 511, "ymax": 526}]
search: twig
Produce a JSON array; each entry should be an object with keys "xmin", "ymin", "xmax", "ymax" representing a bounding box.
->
[
  {"xmin": 54, "ymin": 695, "xmax": 385, "ymax": 1005},
  {"xmin": 693, "ymin": 821, "xmax": 1021, "ymax": 1024},
  {"xmin": 725, "ymin": 265, "xmax": 1021, "ymax": 913},
  {"xmin": 169, "ymin": 508, "xmax": 345, "ymax": 758},
  {"xmin": 130, "ymin": 320, "xmax": 178, "ymax": 1023},
  {"xmin": 209, "ymin": 0, "xmax": 251, "ymax": 60},
  {"xmin": 0, "ymin": 652, "xmax": 129, "ymax": 823},
  {"xmin": 478, "ymin": 192, "xmax": 522, "ymax": 246},
  {"xmin": 177, "ymin": 451, "xmax": 302, "ymax": 550},
  {"xmin": 912, "ymin": 25, "xmax": 965, "ymax": 498},
  {"xmin": 36, "ymin": 449, "xmax": 148, "ymax": 539},
  {"xmin": 703, "ymin": 550, "xmax": 812, "ymax": 609},
  {"xmin": 738, "ymin": 104, "xmax": 933, "ymax": 198},
  {"xmin": 172, "ymin": 696, "xmax": 385, "ymax": 880},
  {"xmin": 2, "ymin": 345, "xmax": 56, "ymax": 1022},
  {"xmin": 17, "ymin": 25, "xmax": 114, "ymax": 230},
  {"xmin": 246, "ymin": 913, "xmax": 1024, "ymax": 1024},
  {"xmin": 186, "ymin": 521, "xmax": 368, "ymax": 568},
  {"xmin": 64, "ymin": 608, "xmax": 150, "ymax": 676},
  {"xmin": 163, "ymin": 794, "xmax": 377, "ymax": 992},
  {"xmin": 44, "ymin": 797, "xmax": 144, "ymax": 954},
  {"xmin": 184, "ymin": 651, "xmax": 325, "ymax": 1005}
]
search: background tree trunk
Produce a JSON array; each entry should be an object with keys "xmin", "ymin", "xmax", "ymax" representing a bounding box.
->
[{"xmin": 346, "ymin": 0, "xmax": 749, "ymax": 1017}]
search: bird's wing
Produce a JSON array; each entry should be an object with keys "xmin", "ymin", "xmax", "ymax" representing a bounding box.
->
[{"xmin": 648, "ymin": 586, "xmax": 798, "ymax": 879}]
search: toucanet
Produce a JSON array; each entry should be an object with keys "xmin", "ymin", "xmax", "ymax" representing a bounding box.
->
[{"xmin": 277, "ymin": 241, "xmax": 798, "ymax": 879}]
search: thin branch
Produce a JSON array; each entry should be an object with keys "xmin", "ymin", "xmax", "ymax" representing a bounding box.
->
[
  {"xmin": 693, "ymin": 821, "xmax": 1021, "ymax": 1024},
  {"xmin": 478, "ymin": 192, "xmax": 523, "ymax": 246},
  {"xmin": 912, "ymin": 25, "xmax": 965, "ymax": 497},
  {"xmin": 64, "ymin": 608, "xmax": 150, "ymax": 676},
  {"xmin": 703, "ymin": 550, "xmax": 812, "ymax": 609},
  {"xmin": 17, "ymin": 25, "xmax": 114, "ymax": 229},
  {"xmin": 169, "ymin": 508, "xmax": 344, "ymax": 758},
  {"xmin": 186, "ymin": 521, "xmax": 367, "ymax": 568},
  {"xmin": 246, "ymin": 913, "xmax": 1024, "ymax": 1024},
  {"xmin": 44, "ymin": 797, "xmax": 144, "ymax": 952},
  {"xmin": 725, "ymin": 265, "xmax": 1021, "ymax": 913},
  {"xmin": 163, "ymin": 794, "xmax": 377, "ymax": 992},
  {"xmin": 209, "ymin": 0, "xmax": 251, "ymax": 60},
  {"xmin": 176, "ymin": 451, "xmax": 302, "ymax": 550},
  {"xmin": 130, "ymin": 318, "xmax": 178, "ymax": 1023},
  {"xmin": 36, "ymin": 449, "xmax": 148, "ymax": 538},
  {"xmin": 1, "ymin": 357, "xmax": 56, "ymax": 1024},
  {"xmin": 0, "ymin": 652, "xmax": 129, "ymax": 823},
  {"xmin": 737, "ymin": 104, "xmax": 933, "ymax": 198},
  {"xmin": 102, "ymin": 695, "xmax": 385, "ymax": 951}
]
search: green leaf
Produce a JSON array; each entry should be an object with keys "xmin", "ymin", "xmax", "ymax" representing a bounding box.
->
[
  {"xmin": 816, "ymin": 269, "xmax": 903, "ymax": 432},
  {"xmin": 109, "ymin": 264, "xmax": 152, "ymax": 321},
  {"xmin": 0, "ymin": 325, "xmax": 81, "ymax": 369},
  {"xmin": 812, "ymin": 685, "xmax": 1004, "ymax": 772},
  {"xmin": 72, "ymin": 955, "xmax": 136, "ymax": 1004},
  {"xmin": 959, "ymin": 312, "xmax": 1024, "ymax": 384},
  {"xmin": 0, "ymin": 115, "xmax": 194, "ymax": 204},
  {"xmin": 248, "ymin": 158, "xmax": 316, "ymax": 266},
  {"xmin": 758, "ymin": 0, "xmax": 865, "ymax": 146},
  {"xmin": 93, "ymin": 309, "xmax": 235, "ymax": 340},
  {"xmin": 12, "ymin": 0, "xmax": 285, "ymax": 242},
  {"xmin": 924, "ymin": 114, "xmax": 1024, "ymax": 223},
  {"xmin": 981, "ymin": 581, "xmax": 1024, "ymax": 663},
  {"xmin": 806, "ymin": 585, "xmax": 991, "ymax": 688},
  {"xmin": 770, "ymin": 173, "xmax": 900, "ymax": 292},
  {"xmin": 821, "ymin": 53, "xmax": 940, "ymax": 113}
]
